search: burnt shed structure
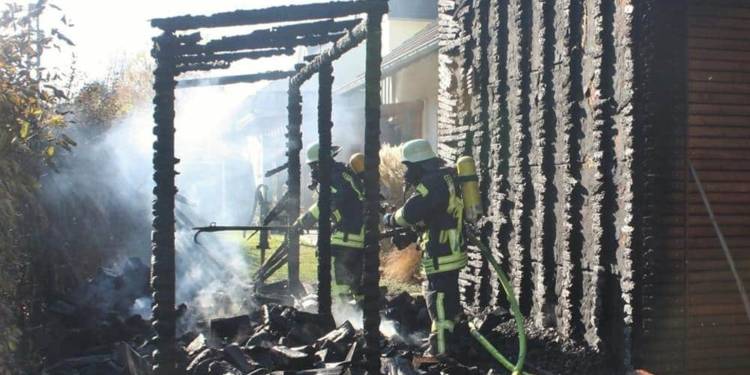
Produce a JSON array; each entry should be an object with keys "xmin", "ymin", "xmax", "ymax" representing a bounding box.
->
[
  {"xmin": 149, "ymin": 1, "xmax": 387, "ymax": 374},
  {"xmin": 436, "ymin": 0, "xmax": 750, "ymax": 373}
]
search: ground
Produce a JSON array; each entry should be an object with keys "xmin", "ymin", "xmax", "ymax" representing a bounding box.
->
[{"xmin": 240, "ymin": 232, "xmax": 421, "ymax": 294}]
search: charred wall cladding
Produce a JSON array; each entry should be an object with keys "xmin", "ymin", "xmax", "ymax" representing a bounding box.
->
[{"xmin": 438, "ymin": 0, "xmax": 750, "ymax": 373}]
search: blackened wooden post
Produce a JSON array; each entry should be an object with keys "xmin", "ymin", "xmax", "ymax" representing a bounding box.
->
[
  {"xmin": 287, "ymin": 81, "xmax": 303, "ymax": 293},
  {"xmin": 317, "ymin": 62, "xmax": 334, "ymax": 321},
  {"xmin": 259, "ymin": 187, "xmax": 270, "ymax": 265},
  {"xmin": 150, "ymin": 32, "xmax": 180, "ymax": 375},
  {"xmin": 362, "ymin": 9, "xmax": 384, "ymax": 374}
]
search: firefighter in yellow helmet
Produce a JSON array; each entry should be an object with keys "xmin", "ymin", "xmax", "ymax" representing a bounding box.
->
[
  {"xmin": 382, "ymin": 139, "xmax": 467, "ymax": 357},
  {"xmin": 294, "ymin": 143, "xmax": 366, "ymax": 303},
  {"xmin": 348, "ymin": 152, "xmax": 365, "ymax": 179}
]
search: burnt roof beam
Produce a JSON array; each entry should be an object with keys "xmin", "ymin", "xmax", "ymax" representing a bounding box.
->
[
  {"xmin": 176, "ymin": 70, "xmax": 297, "ymax": 89},
  {"xmin": 151, "ymin": 0, "xmax": 387, "ymax": 31},
  {"xmin": 176, "ymin": 19, "xmax": 361, "ymax": 55},
  {"xmin": 176, "ymin": 48, "xmax": 295, "ymax": 72},
  {"xmin": 291, "ymin": 21, "xmax": 367, "ymax": 88}
]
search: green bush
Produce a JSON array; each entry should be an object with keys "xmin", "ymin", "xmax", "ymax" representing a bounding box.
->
[{"xmin": 0, "ymin": 2, "xmax": 73, "ymax": 372}]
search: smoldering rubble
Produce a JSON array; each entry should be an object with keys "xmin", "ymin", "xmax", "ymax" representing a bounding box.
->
[{"xmin": 40, "ymin": 257, "xmax": 607, "ymax": 375}]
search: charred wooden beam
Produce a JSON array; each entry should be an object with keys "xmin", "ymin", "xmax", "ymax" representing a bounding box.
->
[
  {"xmin": 361, "ymin": 9, "xmax": 384, "ymax": 375},
  {"xmin": 488, "ymin": 0, "xmax": 511, "ymax": 310},
  {"xmin": 551, "ymin": 0, "xmax": 585, "ymax": 340},
  {"xmin": 604, "ymin": 0, "xmax": 638, "ymax": 368},
  {"xmin": 150, "ymin": 32, "xmax": 180, "ymax": 375},
  {"xmin": 184, "ymin": 19, "xmax": 361, "ymax": 55},
  {"xmin": 286, "ymin": 82, "xmax": 303, "ymax": 293},
  {"xmin": 291, "ymin": 21, "xmax": 368, "ymax": 88},
  {"xmin": 528, "ymin": 0, "xmax": 558, "ymax": 329},
  {"xmin": 176, "ymin": 48, "xmax": 295, "ymax": 68},
  {"xmin": 180, "ymin": 32, "xmax": 347, "ymax": 57},
  {"xmin": 176, "ymin": 70, "xmax": 296, "ymax": 89},
  {"xmin": 175, "ymin": 61, "xmax": 231, "ymax": 74},
  {"xmin": 578, "ymin": 0, "xmax": 608, "ymax": 349},
  {"xmin": 151, "ymin": 0, "xmax": 387, "ymax": 31},
  {"xmin": 316, "ymin": 61, "xmax": 334, "ymax": 322},
  {"xmin": 463, "ymin": 0, "xmax": 492, "ymax": 311},
  {"xmin": 505, "ymin": 0, "xmax": 534, "ymax": 315},
  {"xmin": 631, "ymin": 0, "xmax": 665, "ymax": 370}
]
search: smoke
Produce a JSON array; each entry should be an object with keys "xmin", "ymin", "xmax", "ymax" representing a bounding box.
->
[
  {"xmin": 296, "ymin": 294, "xmax": 426, "ymax": 345},
  {"xmin": 332, "ymin": 301, "xmax": 426, "ymax": 346},
  {"xmin": 40, "ymin": 58, "xmax": 381, "ymax": 332},
  {"xmin": 41, "ymin": 82, "xmax": 274, "ymax": 326}
]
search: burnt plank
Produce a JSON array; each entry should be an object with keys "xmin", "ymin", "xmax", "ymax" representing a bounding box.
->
[
  {"xmin": 551, "ymin": 0, "xmax": 585, "ymax": 341},
  {"xmin": 527, "ymin": 0, "xmax": 557, "ymax": 329},
  {"xmin": 577, "ymin": 0, "xmax": 608, "ymax": 349}
]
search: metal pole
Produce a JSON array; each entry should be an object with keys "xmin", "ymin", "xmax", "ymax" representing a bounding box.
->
[
  {"xmin": 362, "ymin": 8, "xmax": 384, "ymax": 374},
  {"xmin": 287, "ymin": 81, "xmax": 303, "ymax": 293},
  {"xmin": 689, "ymin": 161, "xmax": 750, "ymax": 323},
  {"xmin": 317, "ymin": 61, "xmax": 334, "ymax": 322},
  {"xmin": 150, "ymin": 31, "xmax": 179, "ymax": 375}
]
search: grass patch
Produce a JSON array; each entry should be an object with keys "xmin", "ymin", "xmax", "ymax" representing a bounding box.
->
[{"xmin": 239, "ymin": 232, "xmax": 422, "ymax": 294}]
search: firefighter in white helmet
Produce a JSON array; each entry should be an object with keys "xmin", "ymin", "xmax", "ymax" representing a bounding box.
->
[
  {"xmin": 294, "ymin": 143, "xmax": 366, "ymax": 303},
  {"xmin": 382, "ymin": 138, "xmax": 468, "ymax": 357}
]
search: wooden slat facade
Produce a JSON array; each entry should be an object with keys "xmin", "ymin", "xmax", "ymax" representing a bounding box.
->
[{"xmin": 437, "ymin": 0, "xmax": 750, "ymax": 373}]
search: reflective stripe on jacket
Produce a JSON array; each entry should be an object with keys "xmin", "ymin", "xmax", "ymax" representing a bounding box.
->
[
  {"xmin": 298, "ymin": 163, "xmax": 365, "ymax": 249},
  {"xmin": 393, "ymin": 168, "xmax": 467, "ymax": 274}
]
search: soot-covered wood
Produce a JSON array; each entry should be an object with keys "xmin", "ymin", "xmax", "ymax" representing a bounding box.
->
[{"xmin": 438, "ymin": 0, "xmax": 643, "ymax": 371}]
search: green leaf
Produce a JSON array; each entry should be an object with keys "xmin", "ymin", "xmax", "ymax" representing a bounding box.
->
[{"xmin": 18, "ymin": 119, "xmax": 29, "ymax": 139}]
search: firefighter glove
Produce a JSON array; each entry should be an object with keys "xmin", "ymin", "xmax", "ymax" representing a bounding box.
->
[
  {"xmin": 383, "ymin": 213, "xmax": 397, "ymax": 228},
  {"xmin": 393, "ymin": 230, "xmax": 417, "ymax": 250}
]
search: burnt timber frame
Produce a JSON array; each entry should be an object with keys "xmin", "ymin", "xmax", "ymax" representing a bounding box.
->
[{"xmin": 149, "ymin": 1, "xmax": 387, "ymax": 374}]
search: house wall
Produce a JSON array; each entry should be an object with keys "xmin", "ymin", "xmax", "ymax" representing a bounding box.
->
[
  {"xmin": 392, "ymin": 53, "xmax": 439, "ymax": 145},
  {"xmin": 637, "ymin": 0, "xmax": 750, "ymax": 373}
]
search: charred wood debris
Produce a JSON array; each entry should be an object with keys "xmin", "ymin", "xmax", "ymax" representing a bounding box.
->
[{"xmin": 41, "ymin": 258, "xmax": 605, "ymax": 375}]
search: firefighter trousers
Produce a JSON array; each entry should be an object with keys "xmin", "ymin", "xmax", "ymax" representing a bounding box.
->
[
  {"xmin": 422, "ymin": 269, "xmax": 461, "ymax": 355},
  {"xmin": 331, "ymin": 245, "xmax": 364, "ymax": 302}
]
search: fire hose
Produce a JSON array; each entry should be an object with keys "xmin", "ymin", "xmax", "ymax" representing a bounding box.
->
[{"xmin": 463, "ymin": 226, "xmax": 527, "ymax": 375}]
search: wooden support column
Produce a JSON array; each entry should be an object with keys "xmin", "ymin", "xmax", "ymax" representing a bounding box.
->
[
  {"xmin": 150, "ymin": 32, "xmax": 180, "ymax": 375},
  {"xmin": 317, "ymin": 61, "xmax": 334, "ymax": 322},
  {"xmin": 287, "ymin": 82, "xmax": 303, "ymax": 293},
  {"xmin": 361, "ymin": 9, "xmax": 384, "ymax": 374}
]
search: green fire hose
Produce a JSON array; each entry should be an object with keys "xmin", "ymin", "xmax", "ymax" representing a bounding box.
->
[{"xmin": 464, "ymin": 227, "xmax": 527, "ymax": 375}]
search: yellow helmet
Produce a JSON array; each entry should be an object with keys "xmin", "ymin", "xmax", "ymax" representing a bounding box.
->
[
  {"xmin": 349, "ymin": 152, "xmax": 365, "ymax": 174},
  {"xmin": 306, "ymin": 142, "xmax": 341, "ymax": 164},
  {"xmin": 401, "ymin": 139, "xmax": 437, "ymax": 163}
]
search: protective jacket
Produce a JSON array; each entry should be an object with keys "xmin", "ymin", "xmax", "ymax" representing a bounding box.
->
[
  {"xmin": 298, "ymin": 162, "xmax": 365, "ymax": 249},
  {"xmin": 393, "ymin": 168, "xmax": 467, "ymax": 275}
]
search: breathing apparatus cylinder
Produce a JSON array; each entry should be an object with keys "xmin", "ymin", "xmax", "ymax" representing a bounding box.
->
[{"xmin": 456, "ymin": 156, "xmax": 482, "ymax": 223}]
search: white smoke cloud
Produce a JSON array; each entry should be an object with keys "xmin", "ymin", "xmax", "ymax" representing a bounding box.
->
[{"xmin": 44, "ymin": 81, "xmax": 278, "ymax": 326}]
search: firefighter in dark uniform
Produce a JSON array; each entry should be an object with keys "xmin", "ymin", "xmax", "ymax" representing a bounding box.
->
[
  {"xmin": 295, "ymin": 143, "xmax": 366, "ymax": 303},
  {"xmin": 382, "ymin": 139, "xmax": 468, "ymax": 356}
]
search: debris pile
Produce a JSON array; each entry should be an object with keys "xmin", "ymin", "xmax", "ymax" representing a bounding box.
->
[{"xmin": 40, "ymin": 266, "xmax": 607, "ymax": 375}]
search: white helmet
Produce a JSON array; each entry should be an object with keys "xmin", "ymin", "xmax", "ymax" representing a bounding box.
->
[
  {"xmin": 306, "ymin": 142, "xmax": 341, "ymax": 164},
  {"xmin": 400, "ymin": 139, "xmax": 437, "ymax": 163}
]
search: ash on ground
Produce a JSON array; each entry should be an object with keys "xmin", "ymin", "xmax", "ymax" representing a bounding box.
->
[{"xmin": 41, "ymin": 273, "xmax": 607, "ymax": 375}]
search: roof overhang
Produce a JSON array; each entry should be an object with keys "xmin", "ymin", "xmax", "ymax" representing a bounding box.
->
[{"xmin": 335, "ymin": 20, "xmax": 438, "ymax": 95}]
